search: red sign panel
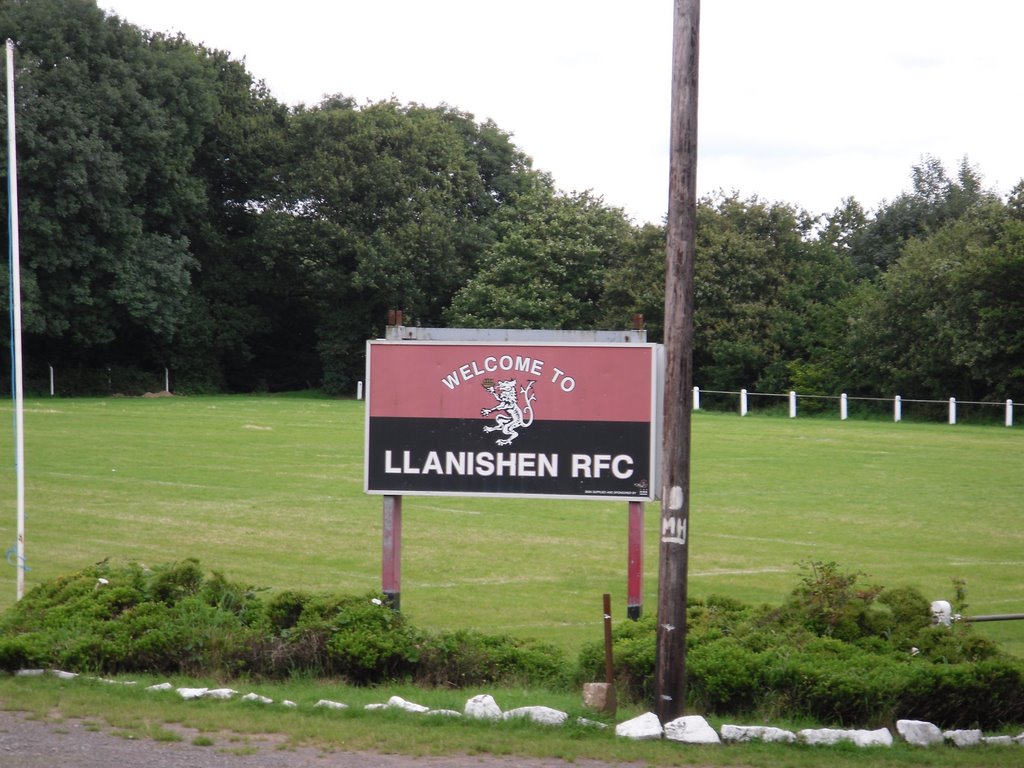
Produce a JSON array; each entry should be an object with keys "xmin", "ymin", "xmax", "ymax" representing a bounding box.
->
[{"xmin": 365, "ymin": 341, "xmax": 661, "ymax": 500}]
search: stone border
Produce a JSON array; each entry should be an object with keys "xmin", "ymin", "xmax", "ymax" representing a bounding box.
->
[{"xmin": 14, "ymin": 670, "xmax": 1024, "ymax": 749}]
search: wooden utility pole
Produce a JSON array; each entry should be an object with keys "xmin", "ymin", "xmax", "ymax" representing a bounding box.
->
[{"xmin": 656, "ymin": 0, "xmax": 699, "ymax": 724}]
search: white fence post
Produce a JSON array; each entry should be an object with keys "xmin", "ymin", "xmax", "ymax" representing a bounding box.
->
[
  {"xmin": 164, "ymin": 367, "xmax": 170, "ymax": 393},
  {"xmin": 894, "ymin": 395, "xmax": 902, "ymax": 423},
  {"xmin": 840, "ymin": 393, "xmax": 848, "ymax": 420},
  {"xmin": 789, "ymin": 390, "xmax": 797, "ymax": 418},
  {"xmin": 740, "ymin": 388, "xmax": 748, "ymax": 417},
  {"xmin": 357, "ymin": 381, "xmax": 364, "ymax": 401},
  {"xmin": 693, "ymin": 386, "xmax": 700, "ymax": 411},
  {"xmin": 1006, "ymin": 399, "xmax": 1013, "ymax": 427},
  {"xmin": 49, "ymin": 365, "xmax": 54, "ymax": 397},
  {"xmin": 948, "ymin": 397, "xmax": 957, "ymax": 425}
]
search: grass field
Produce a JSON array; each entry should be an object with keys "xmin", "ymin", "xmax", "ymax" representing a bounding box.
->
[{"xmin": 1, "ymin": 394, "xmax": 1022, "ymax": 660}]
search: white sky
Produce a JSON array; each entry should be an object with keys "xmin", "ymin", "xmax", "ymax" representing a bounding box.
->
[{"xmin": 98, "ymin": 0, "xmax": 1024, "ymax": 225}]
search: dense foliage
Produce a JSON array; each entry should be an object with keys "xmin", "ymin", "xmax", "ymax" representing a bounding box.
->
[
  {"xmin": 3, "ymin": 0, "xmax": 1023, "ymax": 404},
  {"xmin": 578, "ymin": 562, "xmax": 1024, "ymax": 729},
  {"xmin": 0, "ymin": 559, "xmax": 568, "ymax": 689},
  {"xmin": 2, "ymin": 559, "xmax": 1021, "ymax": 729}
]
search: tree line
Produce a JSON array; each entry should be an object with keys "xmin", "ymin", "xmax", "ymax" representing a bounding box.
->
[{"xmin": 3, "ymin": 0, "xmax": 1022, "ymax": 404}]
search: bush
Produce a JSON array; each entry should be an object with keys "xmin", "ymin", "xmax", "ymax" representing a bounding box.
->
[
  {"xmin": 0, "ymin": 634, "xmax": 48, "ymax": 671},
  {"xmin": 577, "ymin": 614, "xmax": 657, "ymax": 702},
  {"xmin": 417, "ymin": 630, "xmax": 568, "ymax": 689},
  {"xmin": 5, "ymin": 559, "xmax": 1024, "ymax": 728},
  {"xmin": 0, "ymin": 560, "xmax": 267, "ymax": 676},
  {"xmin": 0, "ymin": 560, "xmax": 563, "ymax": 688},
  {"xmin": 687, "ymin": 637, "xmax": 764, "ymax": 713},
  {"xmin": 577, "ymin": 563, "xmax": 1024, "ymax": 728}
]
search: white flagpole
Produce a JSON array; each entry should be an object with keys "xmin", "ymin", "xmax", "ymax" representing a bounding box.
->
[{"xmin": 6, "ymin": 39, "xmax": 26, "ymax": 601}]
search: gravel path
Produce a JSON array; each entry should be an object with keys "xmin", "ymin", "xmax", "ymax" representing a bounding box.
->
[{"xmin": 0, "ymin": 709, "xmax": 628, "ymax": 768}]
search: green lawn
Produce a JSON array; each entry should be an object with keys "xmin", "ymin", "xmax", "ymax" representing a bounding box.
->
[{"xmin": 1, "ymin": 395, "xmax": 1022, "ymax": 658}]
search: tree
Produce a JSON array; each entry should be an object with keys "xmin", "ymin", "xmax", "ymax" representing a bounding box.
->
[
  {"xmin": 170, "ymin": 42, "xmax": 293, "ymax": 390},
  {"xmin": 599, "ymin": 222, "xmax": 667, "ymax": 340},
  {"xmin": 1, "ymin": 0, "xmax": 212, "ymax": 378},
  {"xmin": 689, "ymin": 193, "xmax": 854, "ymax": 393},
  {"xmin": 272, "ymin": 98, "xmax": 534, "ymax": 392},
  {"xmin": 444, "ymin": 180, "xmax": 635, "ymax": 330},
  {"xmin": 843, "ymin": 199, "xmax": 1024, "ymax": 399},
  {"xmin": 851, "ymin": 155, "xmax": 996, "ymax": 277}
]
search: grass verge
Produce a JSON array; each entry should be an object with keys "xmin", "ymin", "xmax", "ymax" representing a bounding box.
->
[{"xmin": 2, "ymin": 674, "xmax": 1024, "ymax": 767}]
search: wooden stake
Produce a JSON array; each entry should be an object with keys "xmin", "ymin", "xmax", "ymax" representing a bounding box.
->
[{"xmin": 602, "ymin": 593, "xmax": 617, "ymax": 714}]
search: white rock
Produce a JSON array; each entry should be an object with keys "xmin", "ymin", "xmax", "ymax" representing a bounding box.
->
[
  {"xmin": 15, "ymin": 669, "xmax": 45, "ymax": 677},
  {"xmin": 944, "ymin": 729, "xmax": 983, "ymax": 747},
  {"xmin": 798, "ymin": 728, "xmax": 847, "ymax": 746},
  {"xmin": 931, "ymin": 600, "xmax": 953, "ymax": 626},
  {"xmin": 1015, "ymin": 731, "xmax": 1024, "ymax": 745},
  {"xmin": 720, "ymin": 724, "xmax": 796, "ymax": 743},
  {"xmin": 799, "ymin": 728, "xmax": 891, "ymax": 747},
  {"xmin": 203, "ymin": 688, "xmax": 237, "ymax": 700},
  {"xmin": 851, "ymin": 728, "xmax": 893, "ymax": 748},
  {"xmin": 314, "ymin": 699, "xmax": 348, "ymax": 710},
  {"xmin": 387, "ymin": 695, "xmax": 430, "ymax": 713},
  {"xmin": 464, "ymin": 694, "xmax": 502, "ymax": 720},
  {"xmin": 364, "ymin": 703, "xmax": 388, "ymax": 710},
  {"xmin": 49, "ymin": 670, "xmax": 78, "ymax": 680},
  {"xmin": 982, "ymin": 735, "xmax": 1014, "ymax": 746},
  {"xmin": 615, "ymin": 712, "xmax": 663, "ymax": 740},
  {"xmin": 761, "ymin": 727, "xmax": 798, "ymax": 744},
  {"xmin": 282, "ymin": 700, "xmax": 298, "ymax": 708},
  {"xmin": 576, "ymin": 717, "xmax": 609, "ymax": 729},
  {"xmin": 897, "ymin": 719, "xmax": 943, "ymax": 746},
  {"xmin": 503, "ymin": 706, "xmax": 568, "ymax": 726},
  {"xmin": 241, "ymin": 692, "xmax": 273, "ymax": 704},
  {"xmin": 145, "ymin": 682, "xmax": 173, "ymax": 691},
  {"xmin": 425, "ymin": 709, "xmax": 462, "ymax": 717},
  {"xmin": 664, "ymin": 715, "xmax": 721, "ymax": 744},
  {"xmin": 177, "ymin": 687, "xmax": 208, "ymax": 700}
]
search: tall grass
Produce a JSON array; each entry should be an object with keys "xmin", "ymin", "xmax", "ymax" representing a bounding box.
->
[{"xmin": 1, "ymin": 396, "xmax": 1022, "ymax": 658}]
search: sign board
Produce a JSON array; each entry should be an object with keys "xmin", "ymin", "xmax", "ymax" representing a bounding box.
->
[{"xmin": 365, "ymin": 340, "xmax": 662, "ymax": 500}]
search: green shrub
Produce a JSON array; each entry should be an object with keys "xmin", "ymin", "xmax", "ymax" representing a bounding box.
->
[
  {"xmin": 417, "ymin": 630, "xmax": 568, "ymax": 689},
  {"xmin": 0, "ymin": 634, "xmax": 48, "ymax": 671},
  {"xmin": 319, "ymin": 595, "xmax": 424, "ymax": 683},
  {"xmin": 5, "ymin": 558, "xmax": 1024, "ymax": 728},
  {"xmin": 575, "ymin": 564, "xmax": 1024, "ymax": 728},
  {"xmin": 265, "ymin": 590, "xmax": 309, "ymax": 632},
  {"xmin": 577, "ymin": 614, "xmax": 657, "ymax": 702},
  {"xmin": 687, "ymin": 637, "xmax": 764, "ymax": 713},
  {"xmin": 146, "ymin": 559, "xmax": 205, "ymax": 604},
  {"xmin": 782, "ymin": 560, "xmax": 883, "ymax": 641},
  {"xmin": 912, "ymin": 624, "xmax": 1001, "ymax": 664}
]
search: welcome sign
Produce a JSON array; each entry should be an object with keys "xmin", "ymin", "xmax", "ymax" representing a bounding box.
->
[{"xmin": 365, "ymin": 340, "xmax": 662, "ymax": 500}]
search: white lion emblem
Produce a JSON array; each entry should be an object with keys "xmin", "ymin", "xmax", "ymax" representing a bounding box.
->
[{"xmin": 480, "ymin": 378, "xmax": 536, "ymax": 446}]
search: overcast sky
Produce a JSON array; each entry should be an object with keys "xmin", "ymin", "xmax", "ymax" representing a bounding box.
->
[{"xmin": 98, "ymin": 0, "xmax": 1024, "ymax": 225}]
